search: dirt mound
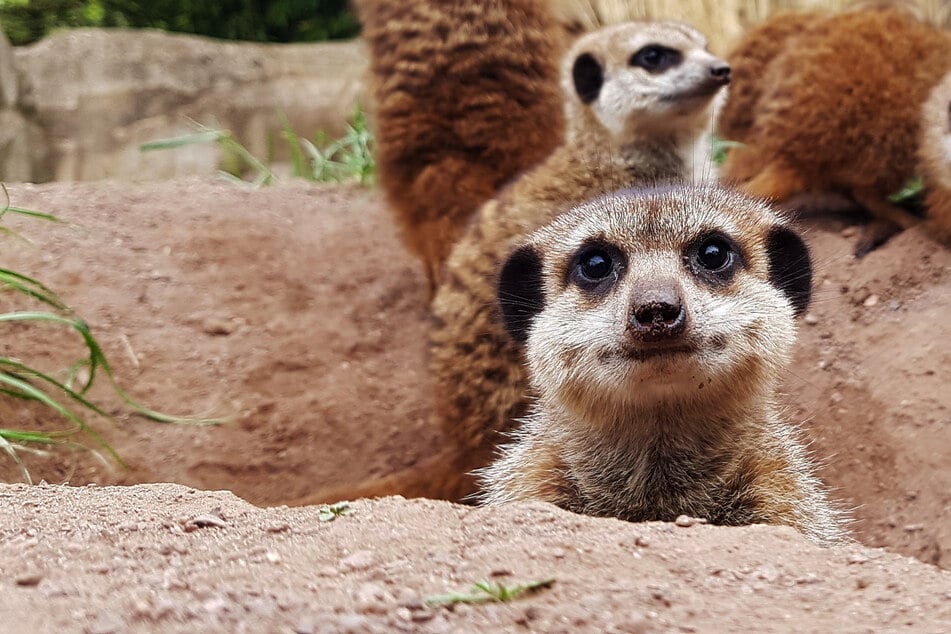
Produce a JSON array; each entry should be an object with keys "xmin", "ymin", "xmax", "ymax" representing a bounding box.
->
[
  {"xmin": 3, "ymin": 483, "xmax": 949, "ymax": 632},
  {"xmin": 0, "ymin": 180, "xmax": 948, "ymax": 574}
]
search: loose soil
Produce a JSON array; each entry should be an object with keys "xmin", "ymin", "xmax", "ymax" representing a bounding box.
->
[
  {"xmin": 0, "ymin": 179, "xmax": 948, "ymax": 631},
  {"xmin": 2, "ymin": 483, "xmax": 949, "ymax": 633}
]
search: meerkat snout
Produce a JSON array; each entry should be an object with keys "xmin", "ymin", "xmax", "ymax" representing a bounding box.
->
[
  {"xmin": 628, "ymin": 281, "xmax": 687, "ymax": 342},
  {"xmin": 710, "ymin": 63, "xmax": 731, "ymax": 82}
]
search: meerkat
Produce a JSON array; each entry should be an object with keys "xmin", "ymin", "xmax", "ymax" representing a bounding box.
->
[
  {"xmin": 295, "ymin": 19, "xmax": 732, "ymax": 505},
  {"xmin": 354, "ymin": 0, "xmax": 566, "ymax": 295},
  {"xmin": 719, "ymin": 6, "xmax": 951, "ymax": 256},
  {"xmin": 920, "ymin": 69, "xmax": 951, "ymax": 243},
  {"xmin": 479, "ymin": 185, "xmax": 847, "ymax": 547}
]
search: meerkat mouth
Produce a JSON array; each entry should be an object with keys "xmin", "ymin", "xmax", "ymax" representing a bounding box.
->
[
  {"xmin": 620, "ymin": 344, "xmax": 695, "ymax": 362},
  {"xmin": 661, "ymin": 80, "xmax": 726, "ymax": 104}
]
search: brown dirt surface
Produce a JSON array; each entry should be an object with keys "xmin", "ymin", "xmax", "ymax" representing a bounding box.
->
[
  {"xmin": 3, "ymin": 482, "xmax": 950, "ymax": 633},
  {"xmin": 0, "ymin": 180, "xmax": 949, "ymax": 628}
]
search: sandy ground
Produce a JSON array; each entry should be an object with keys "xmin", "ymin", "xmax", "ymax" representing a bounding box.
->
[
  {"xmin": 0, "ymin": 179, "xmax": 948, "ymax": 630},
  {"xmin": 2, "ymin": 483, "xmax": 949, "ymax": 633}
]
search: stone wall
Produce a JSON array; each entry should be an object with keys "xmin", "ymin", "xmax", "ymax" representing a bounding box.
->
[{"xmin": 0, "ymin": 28, "xmax": 367, "ymax": 182}]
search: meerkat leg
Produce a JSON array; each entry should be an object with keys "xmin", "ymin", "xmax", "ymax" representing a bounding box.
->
[
  {"xmin": 735, "ymin": 160, "xmax": 807, "ymax": 203},
  {"xmin": 849, "ymin": 188, "xmax": 923, "ymax": 257},
  {"xmin": 851, "ymin": 189, "xmax": 922, "ymax": 230},
  {"xmin": 283, "ymin": 447, "xmax": 473, "ymax": 506}
]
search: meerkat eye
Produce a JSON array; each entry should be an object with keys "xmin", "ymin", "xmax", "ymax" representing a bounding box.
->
[
  {"xmin": 687, "ymin": 233, "xmax": 742, "ymax": 285},
  {"xmin": 630, "ymin": 45, "xmax": 682, "ymax": 73},
  {"xmin": 697, "ymin": 237, "xmax": 732, "ymax": 271},
  {"xmin": 570, "ymin": 244, "xmax": 622, "ymax": 290},
  {"xmin": 581, "ymin": 250, "xmax": 612, "ymax": 279}
]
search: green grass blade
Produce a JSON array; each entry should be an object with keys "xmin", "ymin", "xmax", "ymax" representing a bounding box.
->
[
  {"xmin": 279, "ymin": 111, "xmax": 309, "ymax": 180},
  {"xmin": 0, "ymin": 270, "xmax": 71, "ymax": 311},
  {"xmin": 139, "ymin": 129, "xmax": 229, "ymax": 151},
  {"xmin": 2, "ymin": 206, "xmax": 63, "ymax": 223},
  {"xmin": 888, "ymin": 176, "xmax": 925, "ymax": 203},
  {"xmin": 0, "ymin": 432, "xmax": 32, "ymax": 484},
  {"xmin": 0, "ymin": 370, "xmax": 124, "ymax": 467},
  {"xmin": 0, "ymin": 311, "xmax": 225, "ymax": 425}
]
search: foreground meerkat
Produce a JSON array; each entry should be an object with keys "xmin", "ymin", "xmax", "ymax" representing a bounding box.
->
[
  {"xmin": 719, "ymin": 6, "xmax": 951, "ymax": 256},
  {"xmin": 295, "ymin": 19, "xmax": 732, "ymax": 505},
  {"xmin": 920, "ymin": 70, "xmax": 951, "ymax": 243},
  {"xmin": 479, "ymin": 185, "xmax": 847, "ymax": 547},
  {"xmin": 354, "ymin": 0, "xmax": 566, "ymax": 295}
]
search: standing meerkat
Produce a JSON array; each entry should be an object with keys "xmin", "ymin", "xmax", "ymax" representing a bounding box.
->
[
  {"xmin": 295, "ymin": 19, "xmax": 731, "ymax": 505},
  {"xmin": 480, "ymin": 185, "xmax": 847, "ymax": 547},
  {"xmin": 920, "ymin": 70, "xmax": 951, "ymax": 243},
  {"xmin": 354, "ymin": 0, "xmax": 566, "ymax": 295},
  {"xmin": 718, "ymin": 6, "xmax": 951, "ymax": 256}
]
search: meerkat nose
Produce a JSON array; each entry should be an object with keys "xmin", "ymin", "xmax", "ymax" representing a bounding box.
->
[
  {"xmin": 629, "ymin": 283, "xmax": 688, "ymax": 342},
  {"xmin": 710, "ymin": 63, "xmax": 731, "ymax": 84}
]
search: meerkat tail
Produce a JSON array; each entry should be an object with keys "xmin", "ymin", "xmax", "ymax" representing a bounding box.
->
[{"xmin": 353, "ymin": 0, "xmax": 566, "ymax": 294}]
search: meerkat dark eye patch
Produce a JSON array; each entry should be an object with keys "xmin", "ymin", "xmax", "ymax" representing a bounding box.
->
[
  {"xmin": 686, "ymin": 232, "xmax": 742, "ymax": 286},
  {"xmin": 765, "ymin": 225, "xmax": 813, "ymax": 317},
  {"xmin": 572, "ymin": 52, "xmax": 603, "ymax": 104},
  {"xmin": 630, "ymin": 45, "xmax": 682, "ymax": 73},
  {"xmin": 498, "ymin": 245, "xmax": 545, "ymax": 344}
]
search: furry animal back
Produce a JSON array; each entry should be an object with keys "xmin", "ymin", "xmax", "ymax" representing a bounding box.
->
[
  {"xmin": 719, "ymin": 6, "xmax": 951, "ymax": 255},
  {"xmin": 480, "ymin": 186, "xmax": 846, "ymax": 547},
  {"xmin": 355, "ymin": 0, "xmax": 566, "ymax": 293}
]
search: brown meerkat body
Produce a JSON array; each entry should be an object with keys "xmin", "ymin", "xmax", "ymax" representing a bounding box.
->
[
  {"xmin": 715, "ymin": 10, "xmax": 824, "ymax": 145},
  {"xmin": 920, "ymin": 69, "xmax": 951, "ymax": 243},
  {"xmin": 294, "ymin": 20, "xmax": 732, "ymax": 505},
  {"xmin": 480, "ymin": 185, "xmax": 847, "ymax": 547},
  {"xmin": 719, "ymin": 6, "xmax": 951, "ymax": 256},
  {"xmin": 355, "ymin": 0, "xmax": 566, "ymax": 294}
]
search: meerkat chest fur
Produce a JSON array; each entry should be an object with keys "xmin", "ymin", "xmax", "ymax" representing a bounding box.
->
[{"xmin": 482, "ymin": 186, "xmax": 848, "ymax": 546}]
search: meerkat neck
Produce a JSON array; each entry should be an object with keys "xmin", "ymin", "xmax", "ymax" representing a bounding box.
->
[
  {"xmin": 539, "ymin": 393, "xmax": 777, "ymax": 513},
  {"xmin": 544, "ymin": 381, "xmax": 777, "ymax": 457},
  {"xmin": 566, "ymin": 112, "xmax": 714, "ymax": 185}
]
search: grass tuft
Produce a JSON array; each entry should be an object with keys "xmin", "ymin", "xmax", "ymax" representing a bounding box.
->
[
  {"xmin": 317, "ymin": 501, "xmax": 354, "ymax": 523},
  {"xmin": 141, "ymin": 106, "xmax": 375, "ymax": 186},
  {"xmin": 424, "ymin": 577, "xmax": 556, "ymax": 607},
  {"xmin": 0, "ymin": 189, "xmax": 224, "ymax": 482}
]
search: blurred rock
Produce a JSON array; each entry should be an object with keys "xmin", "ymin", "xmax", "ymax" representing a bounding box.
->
[
  {"xmin": 5, "ymin": 28, "xmax": 367, "ymax": 182},
  {"xmin": 0, "ymin": 109, "xmax": 44, "ymax": 182},
  {"xmin": 0, "ymin": 29, "xmax": 17, "ymax": 108}
]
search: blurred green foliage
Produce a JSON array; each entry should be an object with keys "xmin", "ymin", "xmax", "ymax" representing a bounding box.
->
[{"xmin": 0, "ymin": 0, "xmax": 359, "ymax": 46}]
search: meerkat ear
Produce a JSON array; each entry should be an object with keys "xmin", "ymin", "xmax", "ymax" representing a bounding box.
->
[
  {"xmin": 572, "ymin": 52, "xmax": 604, "ymax": 104},
  {"xmin": 498, "ymin": 245, "xmax": 545, "ymax": 344},
  {"xmin": 765, "ymin": 225, "xmax": 813, "ymax": 317}
]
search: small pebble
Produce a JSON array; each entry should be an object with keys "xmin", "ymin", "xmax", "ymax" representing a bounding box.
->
[
  {"xmin": 266, "ymin": 523, "xmax": 291, "ymax": 534},
  {"xmin": 202, "ymin": 316, "xmax": 235, "ymax": 336},
  {"xmin": 339, "ymin": 550, "xmax": 375, "ymax": 572},
  {"xmin": 674, "ymin": 515, "xmax": 706, "ymax": 528},
  {"xmin": 863, "ymin": 294, "xmax": 879, "ymax": 308},
  {"xmin": 803, "ymin": 313, "xmax": 819, "ymax": 325},
  {"xmin": 182, "ymin": 514, "xmax": 228, "ymax": 531},
  {"xmin": 841, "ymin": 226, "xmax": 859, "ymax": 238},
  {"xmin": 15, "ymin": 573, "xmax": 43, "ymax": 587}
]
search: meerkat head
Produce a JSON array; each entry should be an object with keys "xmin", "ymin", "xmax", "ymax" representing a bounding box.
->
[
  {"xmin": 497, "ymin": 186, "xmax": 811, "ymax": 426},
  {"xmin": 564, "ymin": 21, "xmax": 730, "ymax": 142}
]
